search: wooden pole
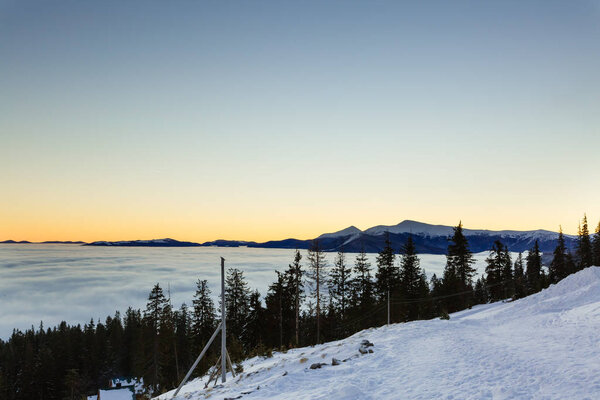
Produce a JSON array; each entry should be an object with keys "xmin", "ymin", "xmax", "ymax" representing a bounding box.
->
[
  {"xmin": 172, "ymin": 322, "xmax": 222, "ymax": 398},
  {"xmin": 221, "ymin": 257, "xmax": 227, "ymax": 383}
]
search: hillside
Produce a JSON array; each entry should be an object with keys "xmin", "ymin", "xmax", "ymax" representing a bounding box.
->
[{"xmin": 159, "ymin": 267, "xmax": 600, "ymax": 400}]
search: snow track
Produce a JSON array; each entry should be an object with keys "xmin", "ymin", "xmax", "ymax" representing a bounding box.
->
[{"xmin": 158, "ymin": 267, "xmax": 600, "ymax": 400}]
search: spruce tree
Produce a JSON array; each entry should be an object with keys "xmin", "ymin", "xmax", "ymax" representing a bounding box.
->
[
  {"xmin": 191, "ymin": 279, "xmax": 216, "ymax": 375},
  {"xmin": 485, "ymin": 241, "xmax": 505, "ymax": 302},
  {"xmin": 549, "ymin": 227, "xmax": 568, "ymax": 284},
  {"xmin": 284, "ymin": 250, "xmax": 303, "ymax": 347},
  {"xmin": 328, "ymin": 248, "xmax": 352, "ymax": 322},
  {"xmin": 375, "ymin": 233, "xmax": 399, "ymax": 301},
  {"xmin": 143, "ymin": 283, "xmax": 167, "ymax": 393},
  {"xmin": 513, "ymin": 252, "xmax": 526, "ymax": 299},
  {"xmin": 526, "ymin": 241, "xmax": 543, "ymax": 294},
  {"xmin": 225, "ymin": 268, "xmax": 250, "ymax": 340},
  {"xmin": 241, "ymin": 290, "xmax": 265, "ymax": 354},
  {"xmin": 306, "ymin": 240, "xmax": 327, "ymax": 344},
  {"xmin": 577, "ymin": 214, "xmax": 593, "ymax": 269},
  {"xmin": 442, "ymin": 222, "xmax": 476, "ymax": 312},
  {"xmin": 351, "ymin": 246, "xmax": 375, "ymax": 330},
  {"xmin": 399, "ymin": 236, "xmax": 424, "ymax": 320},
  {"xmin": 473, "ymin": 277, "xmax": 487, "ymax": 305},
  {"xmin": 375, "ymin": 233, "xmax": 400, "ymax": 322},
  {"xmin": 265, "ymin": 272, "xmax": 290, "ymax": 350},
  {"xmin": 592, "ymin": 221, "xmax": 600, "ymax": 266}
]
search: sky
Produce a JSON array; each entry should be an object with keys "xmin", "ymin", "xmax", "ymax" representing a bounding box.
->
[{"xmin": 1, "ymin": 0, "xmax": 599, "ymax": 242}]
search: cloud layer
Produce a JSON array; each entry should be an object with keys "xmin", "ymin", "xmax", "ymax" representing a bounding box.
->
[{"xmin": 0, "ymin": 244, "xmax": 491, "ymax": 339}]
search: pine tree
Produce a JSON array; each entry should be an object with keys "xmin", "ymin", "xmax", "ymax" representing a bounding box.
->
[
  {"xmin": 375, "ymin": 233, "xmax": 399, "ymax": 301},
  {"xmin": 283, "ymin": 250, "xmax": 303, "ymax": 347},
  {"xmin": 442, "ymin": 222, "xmax": 476, "ymax": 312},
  {"xmin": 306, "ymin": 240, "xmax": 327, "ymax": 344},
  {"xmin": 350, "ymin": 246, "xmax": 375, "ymax": 330},
  {"xmin": 577, "ymin": 214, "xmax": 593, "ymax": 269},
  {"xmin": 174, "ymin": 304, "xmax": 191, "ymax": 383},
  {"xmin": 513, "ymin": 252, "xmax": 527, "ymax": 299},
  {"xmin": 526, "ymin": 241, "xmax": 543, "ymax": 294},
  {"xmin": 549, "ymin": 227, "xmax": 569, "ymax": 284},
  {"xmin": 241, "ymin": 290, "xmax": 265, "ymax": 354},
  {"xmin": 191, "ymin": 280, "xmax": 216, "ymax": 375},
  {"xmin": 399, "ymin": 236, "xmax": 424, "ymax": 320},
  {"xmin": 225, "ymin": 269, "xmax": 250, "ymax": 340},
  {"xmin": 473, "ymin": 277, "xmax": 488, "ymax": 305},
  {"xmin": 143, "ymin": 283, "xmax": 167, "ymax": 393},
  {"xmin": 592, "ymin": 221, "xmax": 600, "ymax": 266},
  {"xmin": 485, "ymin": 241, "xmax": 507, "ymax": 302},
  {"xmin": 328, "ymin": 248, "xmax": 352, "ymax": 323},
  {"xmin": 265, "ymin": 272, "xmax": 289, "ymax": 350},
  {"xmin": 485, "ymin": 240, "xmax": 512, "ymax": 301}
]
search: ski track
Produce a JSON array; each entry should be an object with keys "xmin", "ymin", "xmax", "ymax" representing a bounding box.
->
[{"xmin": 157, "ymin": 267, "xmax": 600, "ymax": 400}]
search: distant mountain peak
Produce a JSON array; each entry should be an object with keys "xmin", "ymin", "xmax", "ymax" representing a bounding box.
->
[{"xmin": 317, "ymin": 225, "xmax": 363, "ymax": 240}]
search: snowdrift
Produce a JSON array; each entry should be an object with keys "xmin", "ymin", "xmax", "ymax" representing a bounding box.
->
[{"xmin": 158, "ymin": 267, "xmax": 600, "ymax": 400}]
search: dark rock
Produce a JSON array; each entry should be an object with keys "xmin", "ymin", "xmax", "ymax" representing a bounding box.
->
[
  {"xmin": 310, "ymin": 362, "xmax": 327, "ymax": 369},
  {"xmin": 332, "ymin": 358, "xmax": 341, "ymax": 366}
]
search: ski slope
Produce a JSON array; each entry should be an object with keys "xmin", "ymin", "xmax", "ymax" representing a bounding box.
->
[{"xmin": 159, "ymin": 267, "xmax": 600, "ymax": 400}]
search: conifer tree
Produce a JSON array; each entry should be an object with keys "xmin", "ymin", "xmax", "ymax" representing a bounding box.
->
[
  {"xmin": 442, "ymin": 222, "xmax": 476, "ymax": 311},
  {"xmin": 513, "ymin": 252, "xmax": 527, "ymax": 299},
  {"xmin": 485, "ymin": 241, "xmax": 506, "ymax": 302},
  {"xmin": 328, "ymin": 248, "xmax": 352, "ymax": 322},
  {"xmin": 399, "ymin": 236, "xmax": 425, "ymax": 320},
  {"xmin": 284, "ymin": 250, "xmax": 303, "ymax": 346},
  {"xmin": 242, "ymin": 290, "xmax": 265, "ymax": 353},
  {"xmin": 191, "ymin": 279, "xmax": 216, "ymax": 374},
  {"xmin": 225, "ymin": 269, "xmax": 250, "ymax": 340},
  {"xmin": 351, "ymin": 246, "xmax": 375, "ymax": 330},
  {"xmin": 143, "ymin": 283, "xmax": 167, "ymax": 393},
  {"xmin": 592, "ymin": 221, "xmax": 600, "ymax": 266},
  {"xmin": 158, "ymin": 296, "xmax": 177, "ymax": 390},
  {"xmin": 473, "ymin": 277, "xmax": 488, "ymax": 305},
  {"xmin": 526, "ymin": 241, "xmax": 543, "ymax": 294},
  {"xmin": 192, "ymin": 280, "xmax": 216, "ymax": 345},
  {"xmin": 549, "ymin": 227, "xmax": 569, "ymax": 284},
  {"xmin": 265, "ymin": 272, "xmax": 289, "ymax": 350},
  {"xmin": 306, "ymin": 240, "xmax": 327, "ymax": 343},
  {"xmin": 577, "ymin": 214, "xmax": 593, "ymax": 269},
  {"xmin": 174, "ymin": 304, "xmax": 191, "ymax": 382},
  {"xmin": 375, "ymin": 233, "xmax": 399, "ymax": 302}
]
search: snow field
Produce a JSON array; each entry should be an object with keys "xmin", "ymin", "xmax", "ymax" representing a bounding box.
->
[{"xmin": 158, "ymin": 267, "xmax": 600, "ymax": 400}]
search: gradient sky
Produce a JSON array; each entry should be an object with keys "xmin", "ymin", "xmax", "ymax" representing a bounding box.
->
[{"xmin": 1, "ymin": 0, "xmax": 599, "ymax": 242}]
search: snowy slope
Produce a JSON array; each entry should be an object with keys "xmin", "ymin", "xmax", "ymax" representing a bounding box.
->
[{"xmin": 159, "ymin": 267, "xmax": 600, "ymax": 400}]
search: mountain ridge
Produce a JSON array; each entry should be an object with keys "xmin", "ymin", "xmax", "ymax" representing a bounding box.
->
[{"xmin": 79, "ymin": 220, "xmax": 576, "ymax": 254}]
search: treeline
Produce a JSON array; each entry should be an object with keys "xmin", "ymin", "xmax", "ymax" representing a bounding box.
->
[{"xmin": 1, "ymin": 217, "xmax": 599, "ymax": 399}]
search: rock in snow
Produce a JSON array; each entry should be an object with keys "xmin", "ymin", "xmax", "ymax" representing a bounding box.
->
[{"xmin": 158, "ymin": 267, "xmax": 600, "ymax": 400}]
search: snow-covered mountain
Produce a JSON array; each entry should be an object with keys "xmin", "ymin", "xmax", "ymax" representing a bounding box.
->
[
  {"xmin": 317, "ymin": 225, "xmax": 362, "ymax": 240},
  {"xmin": 158, "ymin": 266, "xmax": 600, "ymax": 400},
  {"xmin": 86, "ymin": 238, "xmax": 202, "ymax": 247},
  {"xmin": 80, "ymin": 220, "xmax": 575, "ymax": 254}
]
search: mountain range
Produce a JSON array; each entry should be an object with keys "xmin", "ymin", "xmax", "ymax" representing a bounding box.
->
[{"xmin": 76, "ymin": 220, "xmax": 576, "ymax": 254}]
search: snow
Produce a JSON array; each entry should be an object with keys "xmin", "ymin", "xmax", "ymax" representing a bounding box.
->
[
  {"xmin": 364, "ymin": 220, "xmax": 455, "ymax": 237},
  {"xmin": 363, "ymin": 219, "xmax": 575, "ymax": 240},
  {"xmin": 98, "ymin": 388, "xmax": 134, "ymax": 400},
  {"xmin": 158, "ymin": 267, "xmax": 600, "ymax": 400},
  {"xmin": 318, "ymin": 226, "xmax": 363, "ymax": 239}
]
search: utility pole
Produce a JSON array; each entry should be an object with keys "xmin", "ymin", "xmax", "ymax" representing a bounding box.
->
[
  {"xmin": 279, "ymin": 278, "xmax": 283, "ymax": 350},
  {"xmin": 387, "ymin": 290, "xmax": 390, "ymax": 325},
  {"xmin": 221, "ymin": 257, "xmax": 227, "ymax": 383}
]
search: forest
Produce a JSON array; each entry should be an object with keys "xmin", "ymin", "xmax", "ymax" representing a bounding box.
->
[{"xmin": 1, "ymin": 216, "xmax": 599, "ymax": 399}]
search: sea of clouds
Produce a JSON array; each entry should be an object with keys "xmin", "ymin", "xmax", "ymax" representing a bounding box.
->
[{"xmin": 0, "ymin": 244, "xmax": 493, "ymax": 339}]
